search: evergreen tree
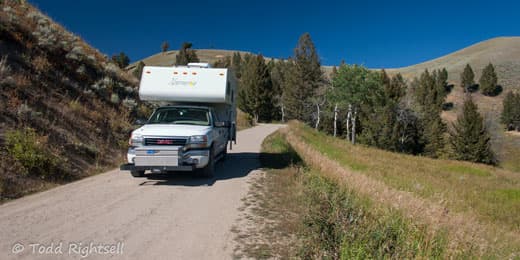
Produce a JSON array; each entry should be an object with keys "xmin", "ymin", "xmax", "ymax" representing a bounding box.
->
[
  {"xmin": 283, "ymin": 33, "xmax": 324, "ymax": 123},
  {"xmin": 212, "ymin": 56, "xmax": 231, "ymax": 68},
  {"xmin": 479, "ymin": 63, "xmax": 499, "ymax": 96},
  {"xmin": 231, "ymin": 52, "xmax": 242, "ymax": 78},
  {"xmin": 450, "ymin": 96, "xmax": 495, "ymax": 164},
  {"xmin": 385, "ymin": 72, "xmax": 406, "ymax": 103},
  {"xmin": 175, "ymin": 42, "xmax": 199, "ymax": 65},
  {"xmin": 460, "ymin": 63, "xmax": 475, "ymax": 92},
  {"xmin": 331, "ymin": 66, "xmax": 338, "ymax": 79},
  {"xmin": 412, "ymin": 69, "xmax": 448, "ymax": 157},
  {"xmin": 440, "ymin": 68, "xmax": 448, "ymax": 84},
  {"xmin": 501, "ymin": 92, "xmax": 520, "ymax": 130},
  {"xmin": 161, "ymin": 41, "xmax": 169, "ymax": 53},
  {"xmin": 111, "ymin": 52, "xmax": 130, "ymax": 68},
  {"xmin": 237, "ymin": 55, "xmax": 274, "ymax": 122},
  {"xmin": 133, "ymin": 61, "xmax": 145, "ymax": 79}
]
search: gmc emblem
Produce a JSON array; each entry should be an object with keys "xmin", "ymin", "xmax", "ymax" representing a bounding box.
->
[{"xmin": 157, "ymin": 139, "xmax": 173, "ymax": 145}]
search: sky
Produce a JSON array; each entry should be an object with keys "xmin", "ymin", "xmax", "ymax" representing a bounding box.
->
[{"xmin": 30, "ymin": 0, "xmax": 520, "ymax": 68}]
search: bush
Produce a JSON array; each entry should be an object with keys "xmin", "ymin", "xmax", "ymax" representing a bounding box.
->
[
  {"xmin": 0, "ymin": 151, "xmax": 29, "ymax": 200},
  {"xmin": 5, "ymin": 128, "xmax": 60, "ymax": 179},
  {"xmin": 110, "ymin": 93, "xmax": 120, "ymax": 104}
]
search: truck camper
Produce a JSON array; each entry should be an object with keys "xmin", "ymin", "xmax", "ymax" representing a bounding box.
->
[{"xmin": 120, "ymin": 63, "xmax": 237, "ymax": 177}]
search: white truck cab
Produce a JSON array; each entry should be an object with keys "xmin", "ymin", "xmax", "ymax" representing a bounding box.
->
[{"xmin": 120, "ymin": 63, "xmax": 237, "ymax": 178}]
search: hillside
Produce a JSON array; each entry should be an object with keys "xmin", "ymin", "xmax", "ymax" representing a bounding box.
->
[
  {"xmin": 388, "ymin": 37, "xmax": 520, "ymax": 89},
  {"xmin": 0, "ymin": 1, "xmax": 144, "ymax": 199},
  {"xmin": 387, "ymin": 37, "xmax": 520, "ymax": 168},
  {"xmin": 127, "ymin": 49, "xmax": 260, "ymax": 71}
]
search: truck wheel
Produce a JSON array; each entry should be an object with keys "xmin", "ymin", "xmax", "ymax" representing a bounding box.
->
[
  {"xmin": 200, "ymin": 148, "xmax": 215, "ymax": 178},
  {"xmin": 131, "ymin": 170, "xmax": 145, "ymax": 177},
  {"xmin": 221, "ymin": 145, "xmax": 227, "ymax": 161}
]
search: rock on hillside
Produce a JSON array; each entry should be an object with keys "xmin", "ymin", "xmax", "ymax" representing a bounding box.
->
[{"xmin": 0, "ymin": 1, "xmax": 146, "ymax": 199}]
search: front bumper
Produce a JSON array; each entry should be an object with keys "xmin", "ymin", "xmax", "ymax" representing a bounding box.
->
[
  {"xmin": 126, "ymin": 146, "xmax": 210, "ymax": 170},
  {"xmin": 120, "ymin": 163, "xmax": 195, "ymax": 172}
]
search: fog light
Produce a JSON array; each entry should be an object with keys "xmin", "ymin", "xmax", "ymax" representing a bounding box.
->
[{"xmin": 193, "ymin": 159, "xmax": 199, "ymax": 164}]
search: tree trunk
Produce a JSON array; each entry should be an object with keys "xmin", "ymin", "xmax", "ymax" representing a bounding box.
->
[
  {"xmin": 352, "ymin": 107, "xmax": 357, "ymax": 144},
  {"xmin": 315, "ymin": 103, "xmax": 320, "ymax": 129},
  {"xmin": 280, "ymin": 104, "xmax": 285, "ymax": 123},
  {"xmin": 346, "ymin": 104, "xmax": 352, "ymax": 140},
  {"xmin": 333, "ymin": 103, "xmax": 338, "ymax": 137}
]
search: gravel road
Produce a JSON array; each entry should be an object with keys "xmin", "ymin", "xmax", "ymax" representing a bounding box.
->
[{"xmin": 0, "ymin": 124, "xmax": 282, "ymax": 259}]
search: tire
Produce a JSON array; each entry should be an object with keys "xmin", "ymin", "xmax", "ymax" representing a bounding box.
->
[
  {"xmin": 221, "ymin": 144, "xmax": 228, "ymax": 161},
  {"xmin": 200, "ymin": 148, "xmax": 215, "ymax": 178},
  {"xmin": 131, "ymin": 170, "xmax": 145, "ymax": 177}
]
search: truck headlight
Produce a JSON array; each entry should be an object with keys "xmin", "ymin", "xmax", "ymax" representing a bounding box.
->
[
  {"xmin": 129, "ymin": 134, "xmax": 144, "ymax": 147},
  {"xmin": 189, "ymin": 135, "xmax": 207, "ymax": 143},
  {"xmin": 187, "ymin": 135, "xmax": 208, "ymax": 149}
]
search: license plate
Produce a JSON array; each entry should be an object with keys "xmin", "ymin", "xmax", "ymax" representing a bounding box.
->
[{"xmin": 146, "ymin": 150, "xmax": 157, "ymax": 155}]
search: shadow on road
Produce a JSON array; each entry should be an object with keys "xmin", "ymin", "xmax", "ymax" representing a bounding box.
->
[{"xmin": 138, "ymin": 152, "xmax": 267, "ymax": 187}]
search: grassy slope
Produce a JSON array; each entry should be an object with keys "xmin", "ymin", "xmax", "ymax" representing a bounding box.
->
[
  {"xmin": 387, "ymin": 37, "xmax": 520, "ymax": 170},
  {"xmin": 0, "ymin": 1, "xmax": 141, "ymax": 200},
  {"xmin": 286, "ymin": 121, "xmax": 519, "ymax": 257},
  {"xmin": 235, "ymin": 130, "xmax": 447, "ymax": 259}
]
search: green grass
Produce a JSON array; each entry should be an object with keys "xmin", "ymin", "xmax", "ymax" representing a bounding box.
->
[
  {"xmin": 241, "ymin": 131, "xmax": 449, "ymax": 259},
  {"xmin": 441, "ymin": 165, "xmax": 491, "ymax": 177},
  {"xmin": 291, "ymin": 122, "xmax": 520, "ymax": 231}
]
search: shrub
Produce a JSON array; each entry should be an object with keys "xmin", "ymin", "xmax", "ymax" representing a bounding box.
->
[
  {"xmin": 0, "ymin": 151, "xmax": 29, "ymax": 200},
  {"xmin": 122, "ymin": 98, "xmax": 137, "ymax": 109},
  {"xmin": 65, "ymin": 45, "xmax": 85, "ymax": 61},
  {"xmin": 110, "ymin": 93, "xmax": 120, "ymax": 104},
  {"xmin": 5, "ymin": 128, "xmax": 60, "ymax": 179}
]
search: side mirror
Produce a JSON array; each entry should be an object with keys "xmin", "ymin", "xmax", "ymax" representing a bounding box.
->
[
  {"xmin": 214, "ymin": 121, "xmax": 230, "ymax": 128},
  {"xmin": 134, "ymin": 118, "xmax": 147, "ymax": 125}
]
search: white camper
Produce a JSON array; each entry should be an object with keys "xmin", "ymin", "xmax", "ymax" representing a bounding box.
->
[{"xmin": 120, "ymin": 63, "xmax": 237, "ymax": 178}]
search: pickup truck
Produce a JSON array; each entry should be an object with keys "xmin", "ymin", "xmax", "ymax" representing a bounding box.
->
[{"xmin": 120, "ymin": 63, "xmax": 236, "ymax": 178}]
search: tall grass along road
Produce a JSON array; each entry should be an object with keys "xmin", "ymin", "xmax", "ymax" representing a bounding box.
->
[{"xmin": 0, "ymin": 124, "xmax": 282, "ymax": 259}]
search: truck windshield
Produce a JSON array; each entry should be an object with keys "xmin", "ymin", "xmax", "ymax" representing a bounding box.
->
[{"xmin": 147, "ymin": 107, "xmax": 210, "ymax": 126}]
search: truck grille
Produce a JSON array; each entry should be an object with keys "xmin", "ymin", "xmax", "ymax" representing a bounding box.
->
[{"xmin": 144, "ymin": 138, "xmax": 187, "ymax": 146}]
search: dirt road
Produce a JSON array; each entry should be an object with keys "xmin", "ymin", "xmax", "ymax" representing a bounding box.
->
[{"xmin": 0, "ymin": 124, "xmax": 282, "ymax": 259}]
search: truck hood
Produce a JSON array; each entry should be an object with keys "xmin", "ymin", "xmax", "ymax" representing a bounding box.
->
[{"xmin": 133, "ymin": 124, "xmax": 212, "ymax": 137}]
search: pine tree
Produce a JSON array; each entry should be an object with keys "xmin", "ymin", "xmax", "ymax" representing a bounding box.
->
[
  {"xmin": 412, "ymin": 69, "xmax": 448, "ymax": 157},
  {"xmin": 501, "ymin": 92, "xmax": 520, "ymax": 130},
  {"xmin": 133, "ymin": 61, "xmax": 145, "ymax": 79},
  {"xmin": 213, "ymin": 56, "xmax": 231, "ymax": 68},
  {"xmin": 331, "ymin": 66, "xmax": 338, "ymax": 79},
  {"xmin": 450, "ymin": 96, "xmax": 495, "ymax": 164},
  {"xmin": 231, "ymin": 52, "xmax": 242, "ymax": 78},
  {"xmin": 237, "ymin": 55, "xmax": 274, "ymax": 122},
  {"xmin": 385, "ymin": 72, "xmax": 406, "ymax": 103},
  {"xmin": 440, "ymin": 68, "xmax": 448, "ymax": 84},
  {"xmin": 111, "ymin": 52, "xmax": 130, "ymax": 68},
  {"xmin": 161, "ymin": 41, "xmax": 169, "ymax": 53},
  {"xmin": 479, "ymin": 63, "xmax": 499, "ymax": 96},
  {"xmin": 460, "ymin": 64, "xmax": 475, "ymax": 92},
  {"xmin": 283, "ymin": 33, "xmax": 324, "ymax": 123},
  {"xmin": 175, "ymin": 42, "xmax": 199, "ymax": 65}
]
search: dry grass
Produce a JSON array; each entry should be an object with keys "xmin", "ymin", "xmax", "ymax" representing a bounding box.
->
[
  {"xmin": 235, "ymin": 131, "xmax": 450, "ymax": 258},
  {"xmin": 236, "ymin": 109, "xmax": 254, "ymax": 131},
  {"xmin": 284, "ymin": 121, "xmax": 520, "ymax": 258}
]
